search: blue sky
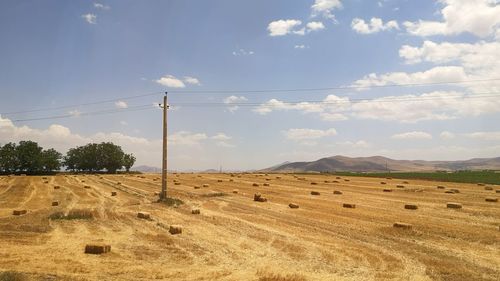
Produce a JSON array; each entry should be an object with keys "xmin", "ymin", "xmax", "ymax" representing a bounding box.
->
[{"xmin": 1, "ymin": 0, "xmax": 500, "ymax": 170}]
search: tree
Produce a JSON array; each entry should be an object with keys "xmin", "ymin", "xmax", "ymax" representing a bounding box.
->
[
  {"xmin": 41, "ymin": 148, "xmax": 62, "ymax": 172},
  {"xmin": 16, "ymin": 141, "xmax": 43, "ymax": 173},
  {"xmin": 97, "ymin": 142, "xmax": 124, "ymax": 173},
  {"xmin": 0, "ymin": 142, "xmax": 19, "ymax": 173},
  {"xmin": 122, "ymin": 153, "xmax": 136, "ymax": 172}
]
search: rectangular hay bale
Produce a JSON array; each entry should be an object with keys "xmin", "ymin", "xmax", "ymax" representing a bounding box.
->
[
  {"xmin": 84, "ymin": 244, "xmax": 111, "ymax": 255},
  {"xmin": 12, "ymin": 210, "xmax": 27, "ymax": 216},
  {"xmin": 343, "ymin": 203, "xmax": 356, "ymax": 208}
]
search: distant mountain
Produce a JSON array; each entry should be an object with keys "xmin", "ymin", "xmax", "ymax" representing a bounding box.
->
[
  {"xmin": 263, "ymin": 155, "xmax": 500, "ymax": 172},
  {"xmin": 131, "ymin": 165, "xmax": 161, "ymax": 173}
]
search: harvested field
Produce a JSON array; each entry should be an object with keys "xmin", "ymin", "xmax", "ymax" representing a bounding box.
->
[{"xmin": 0, "ymin": 173, "xmax": 498, "ymax": 281}]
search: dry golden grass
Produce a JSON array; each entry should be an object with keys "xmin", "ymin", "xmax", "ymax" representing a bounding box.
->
[{"xmin": 0, "ymin": 173, "xmax": 498, "ymax": 280}]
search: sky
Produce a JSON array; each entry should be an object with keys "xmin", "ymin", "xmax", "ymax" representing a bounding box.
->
[{"xmin": 0, "ymin": 0, "xmax": 500, "ymax": 171}]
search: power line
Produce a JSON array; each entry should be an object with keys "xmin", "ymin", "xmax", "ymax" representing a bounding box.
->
[
  {"xmin": 2, "ymin": 77, "xmax": 499, "ymax": 116},
  {"xmin": 168, "ymin": 78, "xmax": 500, "ymax": 94},
  {"xmin": 172, "ymin": 92, "xmax": 500, "ymax": 107},
  {"xmin": 0, "ymin": 104, "xmax": 156, "ymax": 123},
  {"xmin": 0, "ymin": 91, "xmax": 162, "ymax": 116}
]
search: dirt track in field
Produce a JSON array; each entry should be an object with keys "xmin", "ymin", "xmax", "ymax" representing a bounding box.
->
[{"xmin": 0, "ymin": 173, "xmax": 499, "ymax": 281}]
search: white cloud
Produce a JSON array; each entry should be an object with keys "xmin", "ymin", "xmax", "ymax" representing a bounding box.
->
[
  {"xmin": 254, "ymin": 91, "xmax": 500, "ymax": 123},
  {"xmin": 184, "ymin": 76, "xmax": 200, "ymax": 85},
  {"xmin": 223, "ymin": 95, "xmax": 248, "ymax": 112},
  {"xmin": 156, "ymin": 75, "xmax": 185, "ymax": 88},
  {"xmin": 232, "ymin": 49, "xmax": 255, "ymax": 56},
  {"xmin": 351, "ymin": 17, "xmax": 399, "ymax": 34},
  {"xmin": 68, "ymin": 110, "xmax": 81, "ymax": 118},
  {"xmin": 119, "ymin": 121, "xmax": 128, "ymax": 126},
  {"xmin": 440, "ymin": 131, "xmax": 455, "ymax": 139},
  {"xmin": 211, "ymin": 133, "xmax": 232, "ymax": 141},
  {"xmin": 114, "ymin": 101, "xmax": 128, "ymax": 109},
  {"xmin": 306, "ymin": 21, "xmax": 325, "ymax": 32},
  {"xmin": 210, "ymin": 133, "xmax": 234, "ymax": 148},
  {"xmin": 391, "ymin": 131, "xmax": 433, "ymax": 140},
  {"xmin": 403, "ymin": 0, "xmax": 500, "ymax": 38},
  {"xmin": 94, "ymin": 3, "xmax": 110, "ymax": 10},
  {"xmin": 352, "ymin": 66, "xmax": 468, "ymax": 89},
  {"xmin": 311, "ymin": 0, "xmax": 342, "ymax": 20},
  {"xmin": 336, "ymin": 140, "xmax": 370, "ymax": 148},
  {"xmin": 267, "ymin": 19, "xmax": 303, "ymax": 36},
  {"xmin": 465, "ymin": 131, "xmax": 500, "ymax": 141},
  {"xmin": 81, "ymin": 14, "xmax": 97, "ymax": 24},
  {"xmin": 294, "ymin": 45, "xmax": 308, "ymax": 49},
  {"xmin": 284, "ymin": 128, "xmax": 337, "ymax": 142},
  {"xmin": 168, "ymin": 131, "xmax": 207, "ymax": 146}
]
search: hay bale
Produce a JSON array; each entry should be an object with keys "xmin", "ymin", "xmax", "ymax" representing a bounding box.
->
[
  {"xmin": 447, "ymin": 202, "xmax": 462, "ymax": 209},
  {"xmin": 191, "ymin": 209, "xmax": 200, "ymax": 215},
  {"xmin": 484, "ymin": 186, "xmax": 493, "ymax": 190},
  {"xmin": 344, "ymin": 179, "xmax": 350, "ymax": 182},
  {"xmin": 84, "ymin": 244, "xmax": 111, "ymax": 254},
  {"xmin": 310, "ymin": 182, "xmax": 318, "ymax": 185},
  {"xmin": 232, "ymin": 189, "xmax": 238, "ymax": 194},
  {"xmin": 84, "ymin": 185, "xmax": 91, "ymax": 189},
  {"xmin": 333, "ymin": 180, "xmax": 339, "ymax": 183},
  {"xmin": 403, "ymin": 181, "xmax": 409, "ymax": 184},
  {"xmin": 275, "ymin": 176, "xmax": 281, "ymax": 179},
  {"xmin": 53, "ymin": 186, "xmax": 60, "ymax": 190},
  {"xmin": 254, "ymin": 193, "xmax": 267, "ymax": 202},
  {"xmin": 52, "ymin": 201, "xmax": 59, "ymax": 206},
  {"xmin": 263, "ymin": 183, "xmax": 270, "ymax": 187},
  {"xmin": 252, "ymin": 183, "xmax": 259, "ymax": 187},
  {"xmin": 137, "ymin": 212, "xmax": 151, "ymax": 219},
  {"xmin": 42, "ymin": 177, "xmax": 47, "ymax": 180},
  {"xmin": 173, "ymin": 179, "xmax": 179, "ymax": 183},
  {"xmin": 44, "ymin": 181, "xmax": 49, "ymax": 184},
  {"xmin": 477, "ymin": 183, "xmax": 485, "ymax": 186},
  {"xmin": 81, "ymin": 180, "xmax": 85, "ymax": 183},
  {"xmin": 383, "ymin": 189, "xmax": 393, "ymax": 192},
  {"xmin": 437, "ymin": 185, "xmax": 446, "ymax": 189},
  {"xmin": 324, "ymin": 180, "xmax": 331, "ymax": 183},
  {"xmin": 174, "ymin": 182, "xmax": 181, "ymax": 185},
  {"xmin": 169, "ymin": 225, "xmax": 183, "ymax": 235},
  {"xmin": 289, "ymin": 203, "xmax": 299, "ymax": 209},
  {"xmin": 310, "ymin": 191, "xmax": 320, "ymax": 195},
  {"xmin": 229, "ymin": 179, "xmax": 234, "ymax": 182},
  {"xmin": 485, "ymin": 197, "xmax": 498, "ymax": 202},
  {"xmin": 343, "ymin": 203, "xmax": 356, "ymax": 208},
  {"xmin": 116, "ymin": 182, "xmax": 121, "ymax": 185},
  {"xmin": 217, "ymin": 179, "xmax": 223, "ymax": 182},
  {"xmin": 194, "ymin": 186, "xmax": 201, "ymax": 189},
  {"xmin": 404, "ymin": 204, "xmax": 418, "ymax": 210},
  {"xmin": 445, "ymin": 190, "xmax": 455, "ymax": 194},
  {"xmin": 203, "ymin": 184, "xmax": 209, "ymax": 187},
  {"xmin": 265, "ymin": 178, "xmax": 271, "ymax": 181},
  {"xmin": 496, "ymin": 190, "xmax": 500, "ymax": 193},
  {"xmin": 111, "ymin": 191, "xmax": 117, "ymax": 196},
  {"xmin": 449, "ymin": 189, "xmax": 460, "ymax": 193},
  {"xmin": 12, "ymin": 210, "xmax": 27, "ymax": 216},
  {"xmin": 393, "ymin": 222, "xmax": 412, "ymax": 229},
  {"xmin": 336, "ymin": 177, "xmax": 341, "ymax": 179},
  {"xmin": 380, "ymin": 182, "xmax": 387, "ymax": 185},
  {"xmin": 396, "ymin": 185, "xmax": 405, "ymax": 188},
  {"xmin": 333, "ymin": 190, "xmax": 343, "ymax": 195}
]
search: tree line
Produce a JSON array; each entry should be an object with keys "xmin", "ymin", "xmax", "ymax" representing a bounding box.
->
[{"xmin": 0, "ymin": 141, "xmax": 136, "ymax": 174}]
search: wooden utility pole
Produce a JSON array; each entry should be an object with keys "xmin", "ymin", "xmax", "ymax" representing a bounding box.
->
[{"xmin": 160, "ymin": 92, "xmax": 168, "ymax": 201}]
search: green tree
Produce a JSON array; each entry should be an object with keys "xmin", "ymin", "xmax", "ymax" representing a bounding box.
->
[
  {"xmin": 122, "ymin": 153, "xmax": 136, "ymax": 172},
  {"xmin": 97, "ymin": 142, "xmax": 124, "ymax": 173},
  {"xmin": 16, "ymin": 141, "xmax": 43, "ymax": 173},
  {"xmin": 0, "ymin": 142, "xmax": 19, "ymax": 173},
  {"xmin": 41, "ymin": 148, "xmax": 62, "ymax": 172}
]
